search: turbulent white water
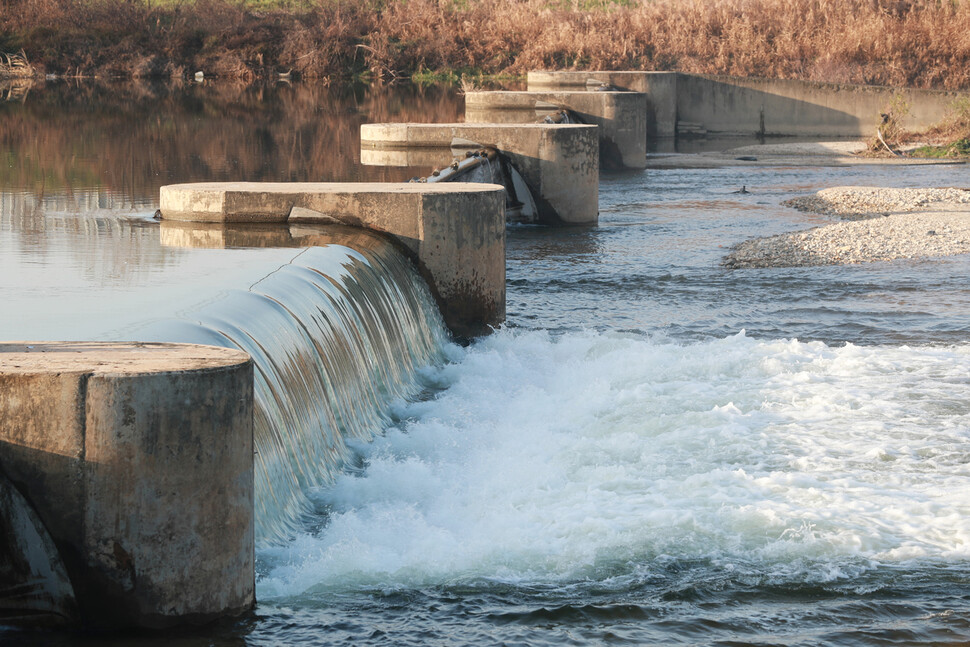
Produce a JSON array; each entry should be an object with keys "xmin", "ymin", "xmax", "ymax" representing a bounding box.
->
[{"xmin": 258, "ymin": 329, "xmax": 970, "ymax": 596}]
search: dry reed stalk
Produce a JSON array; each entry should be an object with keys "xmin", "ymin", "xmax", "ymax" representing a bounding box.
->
[
  {"xmin": 0, "ymin": 50, "xmax": 33, "ymax": 79},
  {"xmin": 2, "ymin": 0, "xmax": 970, "ymax": 88}
]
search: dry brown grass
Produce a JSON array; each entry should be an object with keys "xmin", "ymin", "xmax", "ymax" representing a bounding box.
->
[{"xmin": 3, "ymin": 0, "xmax": 970, "ymax": 89}]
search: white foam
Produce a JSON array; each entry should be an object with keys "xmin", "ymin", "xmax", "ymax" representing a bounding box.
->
[{"xmin": 257, "ymin": 330, "xmax": 970, "ymax": 598}]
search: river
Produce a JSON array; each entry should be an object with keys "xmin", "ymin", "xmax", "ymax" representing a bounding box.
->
[{"xmin": 1, "ymin": 79, "xmax": 969, "ymax": 646}]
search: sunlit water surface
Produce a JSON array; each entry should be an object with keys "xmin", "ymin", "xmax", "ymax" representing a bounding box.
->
[{"xmin": 1, "ymin": 82, "xmax": 969, "ymax": 646}]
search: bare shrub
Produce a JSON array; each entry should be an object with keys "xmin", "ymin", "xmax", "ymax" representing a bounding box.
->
[{"xmin": 867, "ymin": 94, "xmax": 911, "ymax": 153}]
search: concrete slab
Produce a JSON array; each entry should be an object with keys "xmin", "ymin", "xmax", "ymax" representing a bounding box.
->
[
  {"xmin": 359, "ymin": 147, "xmax": 462, "ymax": 169},
  {"xmin": 464, "ymin": 90, "xmax": 647, "ymax": 169},
  {"xmin": 0, "ymin": 342, "xmax": 254, "ymax": 629},
  {"xmin": 158, "ymin": 182, "xmax": 507, "ymax": 338},
  {"xmin": 360, "ymin": 123, "xmax": 599, "ymax": 225}
]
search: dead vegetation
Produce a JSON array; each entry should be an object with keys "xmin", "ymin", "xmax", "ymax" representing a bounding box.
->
[
  {"xmin": 858, "ymin": 93, "xmax": 970, "ymax": 158},
  {"xmin": 2, "ymin": 0, "xmax": 970, "ymax": 88},
  {"xmin": 0, "ymin": 50, "xmax": 33, "ymax": 79}
]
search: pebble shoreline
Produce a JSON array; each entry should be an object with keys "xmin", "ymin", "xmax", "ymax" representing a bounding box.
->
[{"xmin": 724, "ymin": 186, "xmax": 970, "ymax": 268}]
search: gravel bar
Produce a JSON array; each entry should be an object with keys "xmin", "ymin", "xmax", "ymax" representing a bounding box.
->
[{"xmin": 725, "ymin": 187, "xmax": 970, "ymax": 268}]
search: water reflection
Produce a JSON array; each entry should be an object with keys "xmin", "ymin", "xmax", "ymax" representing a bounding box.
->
[
  {"xmin": 0, "ymin": 191, "xmax": 176, "ymax": 293},
  {"xmin": 0, "ymin": 79, "xmax": 464, "ymax": 198}
]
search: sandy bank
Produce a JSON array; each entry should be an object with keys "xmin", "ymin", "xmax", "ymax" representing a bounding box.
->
[
  {"xmin": 648, "ymin": 141, "xmax": 968, "ymax": 169},
  {"xmin": 724, "ymin": 186, "xmax": 970, "ymax": 268}
]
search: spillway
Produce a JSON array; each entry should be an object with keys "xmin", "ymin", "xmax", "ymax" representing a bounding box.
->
[
  {"xmin": 150, "ymin": 242, "xmax": 450, "ymax": 545},
  {"xmin": 0, "ymin": 192, "xmax": 451, "ymax": 547}
]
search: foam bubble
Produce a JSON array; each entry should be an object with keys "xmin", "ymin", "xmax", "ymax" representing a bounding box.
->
[{"xmin": 258, "ymin": 330, "xmax": 970, "ymax": 598}]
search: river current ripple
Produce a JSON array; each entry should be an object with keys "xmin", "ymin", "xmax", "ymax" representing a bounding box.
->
[
  {"xmin": 242, "ymin": 163, "xmax": 970, "ymax": 646},
  {"xmin": 2, "ymin": 91, "xmax": 969, "ymax": 644}
]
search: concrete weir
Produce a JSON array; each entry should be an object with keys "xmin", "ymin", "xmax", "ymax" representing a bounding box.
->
[
  {"xmin": 0, "ymin": 342, "xmax": 254, "ymax": 628},
  {"xmin": 463, "ymin": 91, "xmax": 647, "ymax": 169},
  {"xmin": 359, "ymin": 123, "xmax": 599, "ymax": 225},
  {"xmin": 159, "ymin": 181, "xmax": 507, "ymax": 338},
  {"xmin": 528, "ymin": 70, "xmax": 970, "ymax": 139},
  {"xmin": 529, "ymin": 71, "xmax": 678, "ymax": 138}
]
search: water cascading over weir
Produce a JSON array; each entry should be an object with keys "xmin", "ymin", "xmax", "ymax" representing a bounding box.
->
[
  {"xmin": 0, "ymin": 181, "xmax": 506, "ymax": 627},
  {"xmin": 151, "ymin": 234, "xmax": 450, "ymax": 545}
]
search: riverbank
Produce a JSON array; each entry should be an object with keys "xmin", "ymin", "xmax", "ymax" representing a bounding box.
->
[
  {"xmin": 645, "ymin": 141, "xmax": 970, "ymax": 169},
  {"xmin": 3, "ymin": 0, "xmax": 970, "ymax": 88},
  {"xmin": 724, "ymin": 186, "xmax": 970, "ymax": 268}
]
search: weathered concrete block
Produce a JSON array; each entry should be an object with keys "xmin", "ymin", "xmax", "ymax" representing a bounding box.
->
[
  {"xmin": 159, "ymin": 183, "xmax": 507, "ymax": 338},
  {"xmin": 463, "ymin": 91, "xmax": 647, "ymax": 169},
  {"xmin": 0, "ymin": 342, "xmax": 254, "ymax": 629},
  {"xmin": 359, "ymin": 123, "xmax": 599, "ymax": 225},
  {"xmin": 528, "ymin": 71, "xmax": 678, "ymax": 138}
]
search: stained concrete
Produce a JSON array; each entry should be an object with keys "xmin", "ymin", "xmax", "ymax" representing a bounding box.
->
[
  {"xmin": 0, "ymin": 342, "xmax": 254, "ymax": 629},
  {"xmin": 359, "ymin": 123, "xmax": 599, "ymax": 225},
  {"xmin": 463, "ymin": 91, "xmax": 647, "ymax": 169},
  {"xmin": 159, "ymin": 182, "xmax": 507, "ymax": 338},
  {"xmin": 676, "ymin": 74, "xmax": 970, "ymax": 137}
]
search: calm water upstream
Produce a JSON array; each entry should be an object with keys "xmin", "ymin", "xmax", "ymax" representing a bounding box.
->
[{"xmin": 1, "ymin": 80, "xmax": 969, "ymax": 646}]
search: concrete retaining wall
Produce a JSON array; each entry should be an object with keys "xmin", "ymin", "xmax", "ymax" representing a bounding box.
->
[
  {"xmin": 0, "ymin": 342, "xmax": 254, "ymax": 629},
  {"xmin": 527, "ymin": 70, "xmax": 970, "ymax": 138},
  {"xmin": 463, "ymin": 91, "xmax": 647, "ymax": 169},
  {"xmin": 159, "ymin": 182, "xmax": 507, "ymax": 339},
  {"xmin": 359, "ymin": 123, "xmax": 598, "ymax": 225},
  {"xmin": 676, "ymin": 74, "xmax": 969, "ymax": 137}
]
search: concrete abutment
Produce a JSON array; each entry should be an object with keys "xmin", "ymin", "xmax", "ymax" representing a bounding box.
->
[
  {"xmin": 527, "ymin": 70, "xmax": 970, "ymax": 138},
  {"xmin": 463, "ymin": 91, "xmax": 647, "ymax": 170},
  {"xmin": 359, "ymin": 123, "xmax": 599, "ymax": 226},
  {"xmin": 0, "ymin": 342, "xmax": 254, "ymax": 629}
]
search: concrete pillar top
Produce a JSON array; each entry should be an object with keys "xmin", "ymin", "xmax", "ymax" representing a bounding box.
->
[
  {"xmin": 0, "ymin": 342, "xmax": 250, "ymax": 375},
  {"xmin": 361, "ymin": 122, "xmax": 596, "ymax": 145},
  {"xmin": 464, "ymin": 90, "xmax": 639, "ymax": 100},
  {"xmin": 159, "ymin": 181, "xmax": 505, "ymax": 225},
  {"xmin": 160, "ymin": 181, "xmax": 501, "ymax": 196},
  {"xmin": 363, "ymin": 122, "xmax": 594, "ymax": 129},
  {"xmin": 528, "ymin": 70, "xmax": 675, "ymax": 80}
]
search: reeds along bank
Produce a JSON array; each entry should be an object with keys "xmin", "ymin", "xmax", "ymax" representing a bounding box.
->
[{"xmin": 2, "ymin": 0, "xmax": 970, "ymax": 89}]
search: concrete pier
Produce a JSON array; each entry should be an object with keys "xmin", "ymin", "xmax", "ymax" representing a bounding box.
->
[
  {"xmin": 463, "ymin": 91, "xmax": 647, "ymax": 169},
  {"xmin": 0, "ymin": 342, "xmax": 254, "ymax": 629},
  {"xmin": 528, "ymin": 71, "xmax": 678, "ymax": 138},
  {"xmin": 359, "ymin": 123, "xmax": 598, "ymax": 225},
  {"xmin": 159, "ymin": 182, "xmax": 507, "ymax": 338},
  {"xmin": 528, "ymin": 70, "xmax": 970, "ymax": 138}
]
